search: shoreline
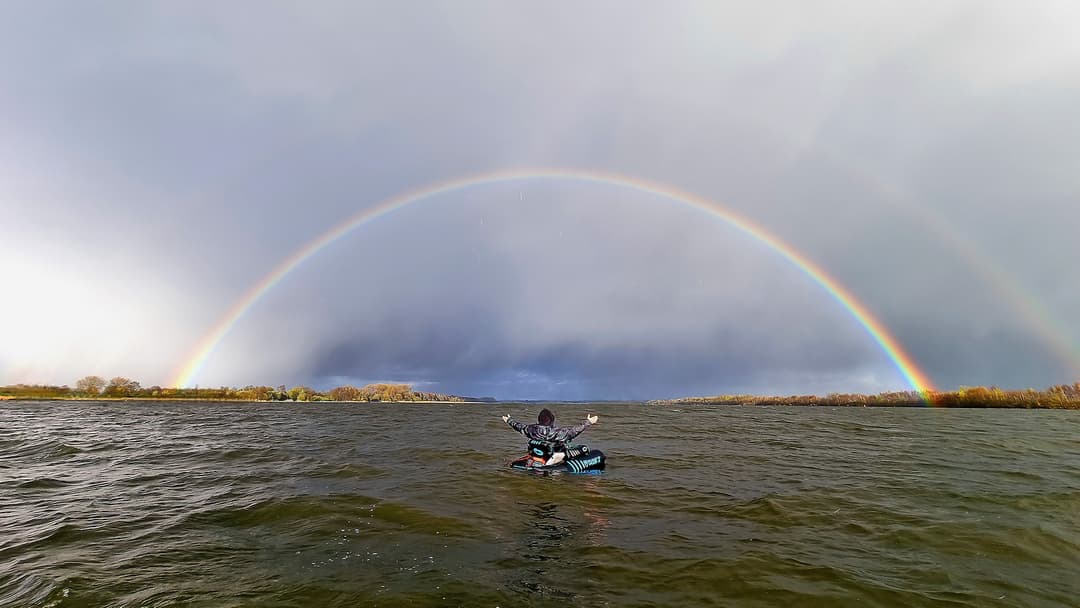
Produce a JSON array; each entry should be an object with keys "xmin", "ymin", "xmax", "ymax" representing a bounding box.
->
[
  {"xmin": 0, "ymin": 396, "xmax": 491, "ymax": 404},
  {"xmin": 3, "ymin": 381, "xmax": 1079, "ymax": 409},
  {"xmin": 1, "ymin": 396, "xmax": 1078, "ymax": 409}
]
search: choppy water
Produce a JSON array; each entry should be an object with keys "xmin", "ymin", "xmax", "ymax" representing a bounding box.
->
[{"xmin": 1, "ymin": 401, "xmax": 1078, "ymax": 607}]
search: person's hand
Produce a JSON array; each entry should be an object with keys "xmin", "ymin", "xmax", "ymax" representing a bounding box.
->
[
  {"xmin": 587, "ymin": 414, "xmax": 599, "ymax": 424},
  {"xmin": 501, "ymin": 414, "xmax": 510, "ymax": 423}
]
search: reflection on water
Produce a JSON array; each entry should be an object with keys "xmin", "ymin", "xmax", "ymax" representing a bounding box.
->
[
  {"xmin": 514, "ymin": 502, "xmax": 578, "ymax": 600},
  {"xmin": 506, "ymin": 493, "xmax": 610, "ymax": 602}
]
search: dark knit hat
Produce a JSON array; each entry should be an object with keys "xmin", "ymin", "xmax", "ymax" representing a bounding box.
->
[{"xmin": 537, "ymin": 408, "xmax": 555, "ymax": 426}]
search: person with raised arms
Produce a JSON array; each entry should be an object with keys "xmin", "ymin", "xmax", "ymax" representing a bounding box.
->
[{"xmin": 502, "ymin": 408, "xmax": 599, "ymax": 467}]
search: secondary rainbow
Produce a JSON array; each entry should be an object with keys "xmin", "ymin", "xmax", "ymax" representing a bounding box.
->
[
  {"xmin": 835, "ymin": 157, "xmax": 1080, "ymax": 379},
  {"xmin": 171, "ymin": 169, "xmax": 937, "ymax": 398}
]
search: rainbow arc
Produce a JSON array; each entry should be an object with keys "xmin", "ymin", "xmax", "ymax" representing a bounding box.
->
[{"xmin": 171, "ymin": 169, "xmax": 937, "ymax": 400}]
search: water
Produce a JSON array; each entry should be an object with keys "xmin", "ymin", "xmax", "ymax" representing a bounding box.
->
[{"xmin": 1, "ymin": 401, "xmax": 1077, "ymax": 607}]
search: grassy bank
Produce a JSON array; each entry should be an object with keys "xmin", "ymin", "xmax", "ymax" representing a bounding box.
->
[
  {"xmin": 650, "ymin": 384, "xmax": 1080, "ymax": 409},
  {"xmin": 0, "ymin": 378, "xmax": 489, "ymax": 403}
]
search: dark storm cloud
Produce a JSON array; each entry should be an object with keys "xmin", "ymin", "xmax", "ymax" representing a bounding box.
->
[
  {"xmin": 310, "ymin": 323, "xmax": 881, "ymax": 401},
  {"xmin": 268, "ymin": 188, "xmax": 892, "ymax": 400},
  {"xmin": 3, "ymin": 2, "xmax": 1079, "ymax": 394}
]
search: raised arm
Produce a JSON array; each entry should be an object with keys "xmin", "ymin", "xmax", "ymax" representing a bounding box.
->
[
  {"xmin": 502, "ymin": 414, "xmax": 527, "ymax": 435},
  {"xmin": 555, "ymin": 414, "xmax": 599, "ymax": 442}
]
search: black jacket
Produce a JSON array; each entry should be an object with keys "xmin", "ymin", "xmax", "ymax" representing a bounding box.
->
[{"xmin": 505, "ymin": 416, "xmax": 591, "ymax": 446}]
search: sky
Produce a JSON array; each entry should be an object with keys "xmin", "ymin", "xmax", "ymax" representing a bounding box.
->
[{"xmin": 2, "ymin": 1, "xmax": 1079, "ymax": 400}]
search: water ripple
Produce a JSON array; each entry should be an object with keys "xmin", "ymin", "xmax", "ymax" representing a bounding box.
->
[{"xmin": 0, "ymin": 401, "xmax": 1077, "ymax": 607}]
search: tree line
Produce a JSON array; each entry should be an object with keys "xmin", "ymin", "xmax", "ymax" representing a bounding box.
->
[
  {"xmin": 0, "ymin": 376, "xmax": 470, "ymax": 402},
  {"xmin": 5, "ymin": 377, "xmax": 1080, "ymax": 408},
  {"xmin": 649, "ymin": 383, "xmax": 1080, "ymax": 409}
]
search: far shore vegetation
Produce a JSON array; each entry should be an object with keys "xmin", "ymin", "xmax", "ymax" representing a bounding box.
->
[
  {"xmin": 0, "ymin": 376, "xmax": 489, "ymax": 403},
  {"xmin": 1, "ymin": 376, "xmax": 1080, "ymax": 408},
  {"xmin": 650, "ymin": 384, "xmax": 1080, "ymax": 409}
]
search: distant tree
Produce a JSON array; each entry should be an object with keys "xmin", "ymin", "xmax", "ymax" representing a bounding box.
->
[
  {"xmin": 360, "ymin": 383, "xmax": 414, "ymax": 402},
  {"xmin": 288, "ymin": 386, "xmax": 316, "ymax": 401},
  {"xmin": 76, "ymin": 375, "xmax": 105, "ymax": 396},
  {"xmin": 329, "ymin": 385, "xmax": 362, "ymax": 401},
  {"xmin": 103, "ymin": 376, "xmax": 141, "ymax": 398}
]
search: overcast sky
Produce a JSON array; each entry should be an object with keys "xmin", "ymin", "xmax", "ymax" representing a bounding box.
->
[{"xmin": 3, "ymin": 2, "xmax": 1079, "ymax": 399}]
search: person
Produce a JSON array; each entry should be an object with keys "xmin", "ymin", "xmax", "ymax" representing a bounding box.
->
[{"xmin": 502, "ymin": 408, "xmax": 599, "ymax": 466}]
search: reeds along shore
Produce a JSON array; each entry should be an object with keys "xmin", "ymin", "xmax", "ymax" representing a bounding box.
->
[
  {"xmin": 2, "ymin": 379, "xmax": 1079, "ymax": 408},
  {"xmin": 650, "ymin": 384, "xmax": 1080, "ymax": 409},
  {"xmin": 0, "ymin": 378, "xmax": 472, "ymax": 402}
]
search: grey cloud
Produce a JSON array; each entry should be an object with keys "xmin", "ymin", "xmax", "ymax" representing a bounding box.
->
[{"xmin": 3, "ymin": 2, "xmax": 1079, "ymax": 394}]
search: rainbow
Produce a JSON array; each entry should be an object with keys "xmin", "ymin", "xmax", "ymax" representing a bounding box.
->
[
  {"xmin": 171, "ymin": 169, "xmax": 937, "ymax": 398},
  {"xmin": 828, "ymin": 155, "xmax": 1080, "ymax": 379},
  {"xmin": 705, "ymin": 116, "xmax": 1080, "ymax": 377}
]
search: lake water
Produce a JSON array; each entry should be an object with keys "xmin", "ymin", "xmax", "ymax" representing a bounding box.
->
[{"xmin": 1, "ymin": 401, "xmax": 1077, "ymax": 607}]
